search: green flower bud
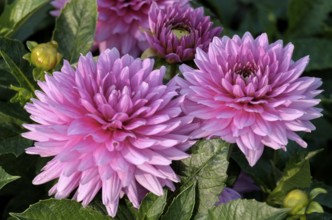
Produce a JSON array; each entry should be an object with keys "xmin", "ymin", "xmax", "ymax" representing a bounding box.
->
[
  {"xmin": 30, "ymin": 41, "xmax": 62, "ymax": 71},
  {"xmin": 283, "ymin": 189, "xmax": 309, "ymax": 215}
]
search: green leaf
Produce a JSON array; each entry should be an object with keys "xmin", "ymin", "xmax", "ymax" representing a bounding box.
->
[
  {"xmin": 309, "ymin": 188, "xmax": 327, "ymax": 200},
  {"xmin": 0, "ymin": 0, "xmax": 50, "ymax": 37},
  {"xmin": 267, "ymin": 151, "xmax": 319, "ymax": 205},
  {"xmin": 10, "ymin": 3, "xmax": 53, "ymax": 41},
  {"xmin": 161, "ymin": 181, "xmax": 196, "ymax": 220},
  {"xmin": 32, "ymin": 68, "xmax": 47, "ymax": 81},
  {"xmin": 8, "ymin": 85, "xmax": 34, "ymax": 105},
  {"xmin": 0, "ymin": 135, "xmax": 32, "ymax": 157},
  {"xmin": 26, "ymin": 41, "xmax": 38, "ymax": 51},
  {"xmin": 307, "ymin": 201, "xmax": 324, "ymax": 214},
  {"xmin": 0, "ymin": 37, "xmax": 33, "ymax": 100},
  {"xmin": 0, "ymin": 51, "xmax": 35, "ymax": 104},
  {"xmin": 0, "ymin": 37, "xmax": 32, "ymax": 100},
  {"xmin": 137, "ymin": 190, "xmax": 168, "ymax": 220},
  {"xmin": 0, "ymin": 101, "xmax": 32, "ymax": 157},
  {"xmin": 0, "ymin": 101, "xmax": 28, "ymax": 137},
  {"xmin": 0, "ymin": 109, "xmax": 25, "ymax": 130},
  {"xmin": 208, "ymin": 199, "xmax": 288, "ymax": 220},
  {"xmin": 0, "ymin": 50, "xmax": 33, "ymax": 88},
  {"xmin": 292, "ymin": 38, "xmax": 332, "ymax": 71},
  {"xmin": 0, "ymin": 37, "xmax": 31, "ymax": 71},
  {"xmin": 0, "ymin": 166, "xmax": 20, "ymax": 190},
  {"xmin": 10, "ymin": 199, "xmax": 110, "ymax": 220},
  {"xmin": 52, "ymin": 0, "xmax": 97, "ymax": 63},
  {"xmin": 310, "ymin": 181, "xmax": 332, "ymax": 209},
  {"xmin": 287, "ymin": 0, "xmax": 332, "ymax": 37},
  {"xmin": 175, "ymin": 139, "xmax": 230, "ymax": 219}
]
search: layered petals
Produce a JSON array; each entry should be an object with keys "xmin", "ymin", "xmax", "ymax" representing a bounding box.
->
[
  {"xmin": 50, "ymin": 0, "xmax": 189, "ymax": 56},
  {"xmin": 177, "ymin": 33, "xmax": 322, "ymax": 166},
  {"xmin": 145, "ymin": 3, "xmax": 221, "ymax": 63},
  {"xmin": 23, "ymin": 48, "xmax": 197, "ymax": 217}
]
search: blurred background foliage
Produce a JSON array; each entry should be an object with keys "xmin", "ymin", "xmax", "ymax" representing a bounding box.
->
[{"xmin": 0, "ymin": 0, "xmax": 332, "ymax": 219}]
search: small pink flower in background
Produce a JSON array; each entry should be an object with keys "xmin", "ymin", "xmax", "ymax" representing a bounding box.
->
[
  {"xmin": 177, "ymin": 32, "xmax": 322, "ymax": 166},
  {"xmin": 145, "ymin": 3, "xmax": 222, "ymax": 63},
  {"xmin": 217, "ymin": 187, "xmax": 241, "ymax": 205},
  {"xmin": 232, "ymin": 172, "xmax": 260, "ymax": 194},
  {"xmin": 50, "ymin": 0, "xmax": 189, "ymax": 57},
  {"xmin": 216, "ymin": 172, "xmax": 259, "ymax": 205},
  {"xmin": 23, "ymin": 48, "xmax": 197, "ymax": 217}
]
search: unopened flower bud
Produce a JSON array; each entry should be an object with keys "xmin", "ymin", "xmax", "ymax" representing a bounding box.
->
[
  {"xmin": 283, "ymin": 189, "xmax": 309, "ymax": 215},
  {"xmin": 31, "ymin": 41, "xmax": 62, "ymax": 71}
]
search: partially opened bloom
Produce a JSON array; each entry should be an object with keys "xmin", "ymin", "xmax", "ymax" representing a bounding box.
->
[
  {"xmin": 23, "ymin": 48, "xmax": 196, "ymax": 217},
  {"xmin": 50, "ymin": 0, "xmax": 189, "ymax": 56},
  {"xmin": 145, "ymin": 3, "xmax": 222, "ymax": 63},
  {"xmin": 177, "ymin": 33, "xmax": 322, "ymax": 166}
]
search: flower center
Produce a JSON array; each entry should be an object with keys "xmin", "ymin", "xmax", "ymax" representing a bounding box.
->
[
  {"xmin": 234, "ymin": 62, "xmax": 257, "ymax": 78},
  {"xmin": 171, "ymin": 24, "xmax": 190, "ymax": 39}
]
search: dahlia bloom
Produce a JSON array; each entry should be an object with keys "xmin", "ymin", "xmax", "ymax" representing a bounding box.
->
[
  {"xmin": 50, "ymin": 0, "xmax": 189, "ymax": 56},
  {"xmin": 145, "ymin": 3, "xmax": 222, "ymax": 63},
  {"xmin": 23, "ymin": 48, "xmax": 197, "ymax": 217},
  {"xmin": 177, "ymin": 33, "xmax": 322, "ymax": 166}
]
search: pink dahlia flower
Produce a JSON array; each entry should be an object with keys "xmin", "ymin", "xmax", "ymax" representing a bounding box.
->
[
  {"xmin": 177, "ymin": 33, "xmax": 322, "ymax": 166},
  {"xmin": 50, "ymin": 0, "xmax": 189, "ymax": 57},
  {"xmin": 23, "ymin": 48, "xmax": 197, "ymax": 217},
  {"xmin": 145, "ymin": 3, "xmax": 222, "ymax": 63}
]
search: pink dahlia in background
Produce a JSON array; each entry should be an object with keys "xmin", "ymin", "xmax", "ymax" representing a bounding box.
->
[
  {"xmin": 97, "ymin": 0, "xmax": 189, "ymax": 56},
  {"xmin": 23, "ymin": 48, "xmax": 197, "ymax": 217},
  {"xmin": 177, "ymin": 32, "xmax": 322, "ymax": 166},
  {"xmin": 145, "ymin": 3, "xmax": 222, "ymax": 63},
  {"xmin": 50, "ymin": 0, "xmax": 189, "ymax": 56}
]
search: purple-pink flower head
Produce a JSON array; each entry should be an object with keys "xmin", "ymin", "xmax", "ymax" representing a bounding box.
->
[
  {"xmin": 23, "ymin": 48, "xmax": 197, "ymax": 217},
  {"xmin": 145, "ymin": 3, "xmax": 222, "ymax": 64},
  {"xmin": 177, "ymin": 32, "xmax": 323, "ymax": 166},
  {"xmin": 50, "ymin": 0, "xmax": 189, "ymax": 56},
  {"xmin": 96, "ymin": 0, "xmax": 189, "ymax": 56}
]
